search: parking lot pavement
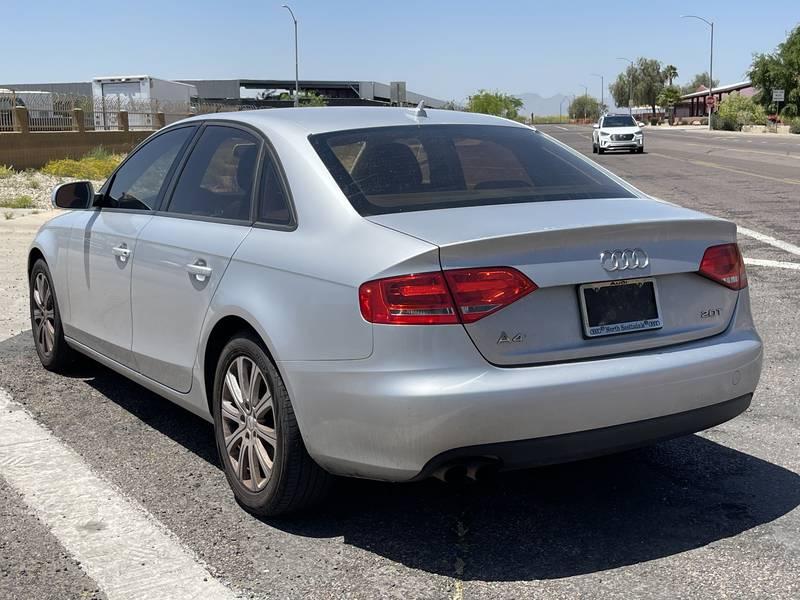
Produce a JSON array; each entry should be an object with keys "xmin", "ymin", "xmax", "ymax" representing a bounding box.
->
[{"xmin": 0, "ymin": 129, "xmax": 799, "ymax": 599}]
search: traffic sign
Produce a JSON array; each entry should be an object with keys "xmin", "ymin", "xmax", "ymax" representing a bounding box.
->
[
  {"xmin": 705, "ymin": 96, "xmax": 716, "ymax": 108},
  {"xmin": 773, "ymin": 89, "xmax": 785, "ymax": 102}
]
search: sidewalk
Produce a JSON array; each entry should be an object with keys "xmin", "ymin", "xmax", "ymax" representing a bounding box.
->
[{"xmin": 651, "ymin": 124, "xmax": 799, "ymax": 138}]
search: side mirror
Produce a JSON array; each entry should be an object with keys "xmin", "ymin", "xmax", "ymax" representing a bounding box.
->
[
  {"xmin": 52, "ymin": 181, "xmax": 95, "ymax": 209},
  {"xmin": 592, "ymin": 123, "xmax": 600, "ymax": 129},
  {"xmin": 637, "ymin": 122, "xmax": 645, "ymax": 127}
]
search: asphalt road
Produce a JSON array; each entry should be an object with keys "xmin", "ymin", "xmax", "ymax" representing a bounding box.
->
[{"xmin": 1, "ymin": 126, "xmax": 799, "ymax": 600}]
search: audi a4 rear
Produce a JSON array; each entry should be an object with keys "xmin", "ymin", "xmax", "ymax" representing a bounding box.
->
[{"xmin": 30, "ymin": 106, "xmax": 762, "ymax": 515}]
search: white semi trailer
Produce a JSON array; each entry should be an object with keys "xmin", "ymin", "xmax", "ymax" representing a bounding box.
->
[{"xmin": 92, "ymin": 76, "xmax": 198, "ymax": 130}]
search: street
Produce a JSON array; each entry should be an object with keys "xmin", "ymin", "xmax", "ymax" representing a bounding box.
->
[{"xmin": 1, "ymin": 126, "xmax": 799, "ymax": 600}]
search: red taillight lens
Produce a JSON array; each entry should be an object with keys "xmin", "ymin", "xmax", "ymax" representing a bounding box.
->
[
  {"xmin": 443, "ymin": 267, "xmax": 537, "ymax": 323},
  {"xmin": 698, "ymin": 243, "xmax": 748, "ymax": 290},
  {"xmin": 359, "ymin": 267, "xmax": 536, "ymax": 325},
  {"xmin": 359, "ymin": 272, "xmax": 459, "ymax": 324}
]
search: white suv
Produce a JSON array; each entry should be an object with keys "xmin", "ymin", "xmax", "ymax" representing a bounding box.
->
[{"xmin": 592, "ymin": 114, "xmax": 644, "ymax": 154}]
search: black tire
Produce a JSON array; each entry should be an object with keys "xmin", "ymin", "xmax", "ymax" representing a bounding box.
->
[
  {"xmin": 592, "ymin": 142, "xmax": 597, "ymax": 154},
  {"xmin": 29, "ymin": 258, "xmax": 75, "ymax": 371},
  {"xmin": 598, "ymin": 146, "xmax": 605, "ymax": 155},
  {"xmin": 212, "ymin": 332, "xmax": 331, "ymax": 516},
  {"xmin": 637, "ymin": 146, "xmax": 645, "ymax": 154}
]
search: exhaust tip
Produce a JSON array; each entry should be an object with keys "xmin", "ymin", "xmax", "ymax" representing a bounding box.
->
[
  {"xmin": 466, "ymin": 459, "xmax": 500, "ymax": 482},
  {"xmin": 433, "ymin": 464, "xmax": 468, "ymax": 484}
]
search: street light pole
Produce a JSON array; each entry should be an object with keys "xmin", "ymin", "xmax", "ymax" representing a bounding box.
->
[
  {"xmin": 682, "ymin": 15, "xmax": 714, "ymax": 131},
  {"xmin": 282, "ymin": 4, "xmax": 299, "ymax": 107},
  {"xmin": 617, "ymin": 57, "xmax": 634, "ymax": 116},
  {"xmin": 559, "ymin": 96, "xmax": 569, "ymax": 124},
  {"xmin": 591, "ymin": 73, "xmax": 604, "ymax": 112},
  {"xmin": 579, "ymin": 84, "xmax": 588, "ymax": 121}
]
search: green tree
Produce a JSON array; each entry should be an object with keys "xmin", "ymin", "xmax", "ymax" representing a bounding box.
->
[
  {"xmin": 300, "ymin": 91, "xmax": 327, "ymax": 107},
  {"xmin": 466, "ymin": 90, "xmax": 524, "ymax": 120},
  {"xmin": 609, "ymin": 58, "xmax": 667, "ymax": 115},
  {"xmin": 715, "ymin": 91, "xmax": 767, "ymax": 130},
  {"xmin": 664, "ymin": 65, "xmax": 679, "ymax": 86},
  {"xmin": 568, "ymin": 95, "xmax": 601, "ymax": 121},
  {"xmin": 680, "ymin": 72, "xmax": 720, "ymax": 95},
  {"xmin": 748, "ymin": 24, "xmax": 800, "ymax": 117}
]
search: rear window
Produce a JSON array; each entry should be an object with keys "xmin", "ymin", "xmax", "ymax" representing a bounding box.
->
[{"xmin": 310, "ymin": 124, "xmax": 634, "ymax": 216}]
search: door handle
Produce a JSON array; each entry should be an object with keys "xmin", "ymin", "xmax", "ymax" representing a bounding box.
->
[
  {"xmin": 186, "ymin": 260, "xmax": 213, "ymax": 282},
  {"xmin": 111, "ymin": 244, "xmax": 131, "ymax": 262}
]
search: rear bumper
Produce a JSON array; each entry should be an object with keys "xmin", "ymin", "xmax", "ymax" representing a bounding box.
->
[
  {"xmin": 412, "ymin": 393, "xmax": 751, "ymax": 479},
  {"xmin": 280, "ymin": 297, "xmax": 762, "ymax": 482}
]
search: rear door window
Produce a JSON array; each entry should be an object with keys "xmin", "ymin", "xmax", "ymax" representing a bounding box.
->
[
  {"xmin": 166, "ymin": 125, "xmax": 260, "ymax": 222},
  {"xmin": 310, "ymin": 124, "xmax": 635, "ymax": 216}
]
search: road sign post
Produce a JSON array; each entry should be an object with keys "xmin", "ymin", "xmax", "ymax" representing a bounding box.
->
[{"xmin": 773, "ymin": 90, "xmax": 784, "ymax": 132}]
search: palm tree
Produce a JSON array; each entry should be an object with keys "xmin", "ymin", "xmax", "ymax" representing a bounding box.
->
[{"xmin": 664, "ymin": 65, "xmax": 679, "ymax": 87}]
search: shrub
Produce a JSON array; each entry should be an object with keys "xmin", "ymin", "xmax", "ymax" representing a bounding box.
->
[
  {"xmin": 42, "ymin": 148, "xmax": 123, "ymax": 180},
  {"xmin": 790, "ymin": 118, "xmax": 800, "ymax": 134},
  {"xmin": 0, "ymin": 195, "xmax": 35, "ymax": 209},
  {"xmin": 715, "ymin": 92, "xmax": 767, "ymax": 130},
  {"xmin": 0, "ymin": 165, "xmax": 13, "ymax": 179}
]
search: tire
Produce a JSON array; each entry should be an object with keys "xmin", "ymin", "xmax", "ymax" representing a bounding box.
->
[
  {"xmin": 29, "ymin": 258, "xmax": 75, "ymax": 371},
  {"xmin": 598, "ymin": 146, "xmax": 605, "ymax": 155},
  {"xmin": 592, "ymin": 142, "xmax": 597, "ymax": 154},
  {"xmin": 637, "ymin": 146, "xmax": 645, "ymax": 154},
  {"xmin": 212, "ymin": 333, "xmax": 331, "ymax": 516}
]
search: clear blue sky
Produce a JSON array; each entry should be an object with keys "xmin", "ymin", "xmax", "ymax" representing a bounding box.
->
[{"xmin": 4, "ymin": 0, "xmax": 797, "ymax": 101}]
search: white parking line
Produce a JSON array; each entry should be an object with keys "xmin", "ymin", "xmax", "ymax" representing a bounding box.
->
[
  {"xmin": 0, "ymin": 389, "xmax": 236, "ymax": 600},
  {"xmin": 738, "ymin": 226, "xmax": 800, "ymax": 256},
  {"xmin": 744, "ymin": 258, "xmax": 800, "ymax": 270}
]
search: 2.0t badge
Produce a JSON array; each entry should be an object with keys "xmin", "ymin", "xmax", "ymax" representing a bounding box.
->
[{"xmin": 600, "ymin": 248, "xmax": 649, "ymax": 271}]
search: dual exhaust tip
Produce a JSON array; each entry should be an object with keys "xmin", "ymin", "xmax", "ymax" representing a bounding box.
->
[{"xmin": 433, "ymin": 458, "xmax": 500, "ymax": 484}]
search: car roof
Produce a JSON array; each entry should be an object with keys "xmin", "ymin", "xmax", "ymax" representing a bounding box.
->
[{"xmin": 179, "ymin": 106, "xmax": 531, "ymax": 136}]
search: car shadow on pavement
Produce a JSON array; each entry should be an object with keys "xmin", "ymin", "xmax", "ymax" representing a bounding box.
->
[{"xmin": 2, "ymin": 333, "xmax": 798, "ymax": 582}]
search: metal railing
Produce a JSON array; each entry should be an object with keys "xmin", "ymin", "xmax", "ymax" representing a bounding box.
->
[{"xmin": 0, "ymin": 92, "xmax": 203, "ymax": 132}]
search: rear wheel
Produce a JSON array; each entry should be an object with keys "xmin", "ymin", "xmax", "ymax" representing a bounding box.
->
[
  {"xmin": 29, "ymin": 259, "xmax": 75, "ymax": 371},
  {"xmin": 212, "ymin": 333, "xmax": 331, "ymax": 516}
]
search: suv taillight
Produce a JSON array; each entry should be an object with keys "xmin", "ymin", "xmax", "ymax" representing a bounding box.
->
[
  {"xmin": 698, "ymin": 243, "xmax": 747, "ymax": 290},
  {"xmin": 359, "ymin": 268, "xmax": 536, "ymax": 325}
]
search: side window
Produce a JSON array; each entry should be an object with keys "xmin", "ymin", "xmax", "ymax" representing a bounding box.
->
[
  {"xmin": 167, "ymin": 125, "xmax": 259, "ymax": 221},
  {"xmin": 258, "ymin": 157, "xmax": 292, "ymax": 226},
  {"xmin": 106, "ymin": 127, "xmax": 193, "ymax": 210}
]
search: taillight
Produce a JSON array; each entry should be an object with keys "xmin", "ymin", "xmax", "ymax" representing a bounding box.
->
[
  {"xmin": 359, "ymin": 267, "xmax": 536, "ymax": 325},
  {"xmin": 359, "ymin": 272, "xmax": 459, "ymax": 324},
  {"xmin": 698, "ymin": 243, "xmax": 747, "ymax": 290},
  {"xmin": 443, "ymin": 267, "xmax": 537, "ymax": 323}
]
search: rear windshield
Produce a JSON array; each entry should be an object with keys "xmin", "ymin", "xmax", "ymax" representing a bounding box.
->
[
  {"xmin": 310, "ymin": 124, "xmax": 634, "ymax": 216},
  {"xmin": 602, "ymin": 116, "xmax": 637, "ymax": 127}
]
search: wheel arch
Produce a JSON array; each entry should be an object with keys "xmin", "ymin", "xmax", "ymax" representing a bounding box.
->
[{"xmin": 201, "ymin": 314, "xmax": 281, "ymax": 415}]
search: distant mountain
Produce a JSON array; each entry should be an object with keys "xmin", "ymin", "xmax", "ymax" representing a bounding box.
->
[{"xmin": 517, "ymin": 92, "xmax": 570, "ymax": 118}]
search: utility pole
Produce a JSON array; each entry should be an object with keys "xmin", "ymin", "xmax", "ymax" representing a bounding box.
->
[
  {"xmin": 617, "ymin": 57, "xmax": 634, "ymax": 116},
  {"xmin": 580, "ymin": 84, "xmax": 588, "ymax": 121},
  {"xmin": 560, "ymin": 96, "xmax": 569, "ymax": 124},
  {"xmin": 591, "ymin": 73, "xmax": 604, "ymax": 113},
  {"xmin": 682, "ymin": 15, "xmax": 714, "ymax": 131},
  {"xmin": 282, "ymin": 4, "xmax": 299, "ymax": 107}
]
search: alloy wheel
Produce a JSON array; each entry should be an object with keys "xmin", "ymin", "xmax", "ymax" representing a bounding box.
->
[
  {"xmin": 221, "ymin": 356, "xmax": 277, "ymax": 491},
  {"xmin": 32, "ymin": 272, "xmax": 55, "ymax": 356}
]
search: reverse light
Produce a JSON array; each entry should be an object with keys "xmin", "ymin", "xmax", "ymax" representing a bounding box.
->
[
  {"xmin": 698, "ymin": 243, "xmax": 748, "ymax": 290},
  {"xmin": 359, "ymin": 268, "xmax": 537, "ymax": 325}
]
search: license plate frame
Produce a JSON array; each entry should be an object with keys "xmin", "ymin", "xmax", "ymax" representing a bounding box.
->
[{"xmin": 578, "ymin": 277, "xmax": 663, "ymax": 338}]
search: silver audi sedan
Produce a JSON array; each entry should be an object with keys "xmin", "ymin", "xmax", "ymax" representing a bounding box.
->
[{"xmin": 30, "ymin": 107, "xmax": 762, "ymax": 515}]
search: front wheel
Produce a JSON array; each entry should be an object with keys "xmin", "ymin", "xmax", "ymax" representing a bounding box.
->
[
  {"xmin": 212, "ymin": 333, "xmax": 332, "ymax": 516},
  {"xmin": 29, "ymin": 259, "xmax": 75, "ymax": 371},
  {"xmin": 637, "ymin": 146, "xmax": 645, "ymax": 154}
]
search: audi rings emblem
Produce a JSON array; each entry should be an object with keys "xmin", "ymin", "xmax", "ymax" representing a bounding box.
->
[{"xmin": 600, "ymin": 248, "xmax": 649, "ymax": 271}]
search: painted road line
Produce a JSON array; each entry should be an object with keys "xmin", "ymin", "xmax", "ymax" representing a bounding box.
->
[
  {"xmin": 648, "ymin": 152, "xmax": 800, "ymax": 186},
  {"xmin": 738, "ymin": 226, "xmax": 800, "ymax": 257},
  {"xmin": 0, "ymin": 389, "xmax": 236, "ymax": 600},
  {"xmin": 744, "ymin": 258, "xmax": 800, "ymax": 270},
  {"xmin": 555, "ymin": 125, "xmax": 569, "ymax": 131}
]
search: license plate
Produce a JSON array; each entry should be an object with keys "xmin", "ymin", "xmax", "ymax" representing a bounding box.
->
[{"xmin": 578, "ymin": 278, "xmax": 663, "ymax": 338}]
